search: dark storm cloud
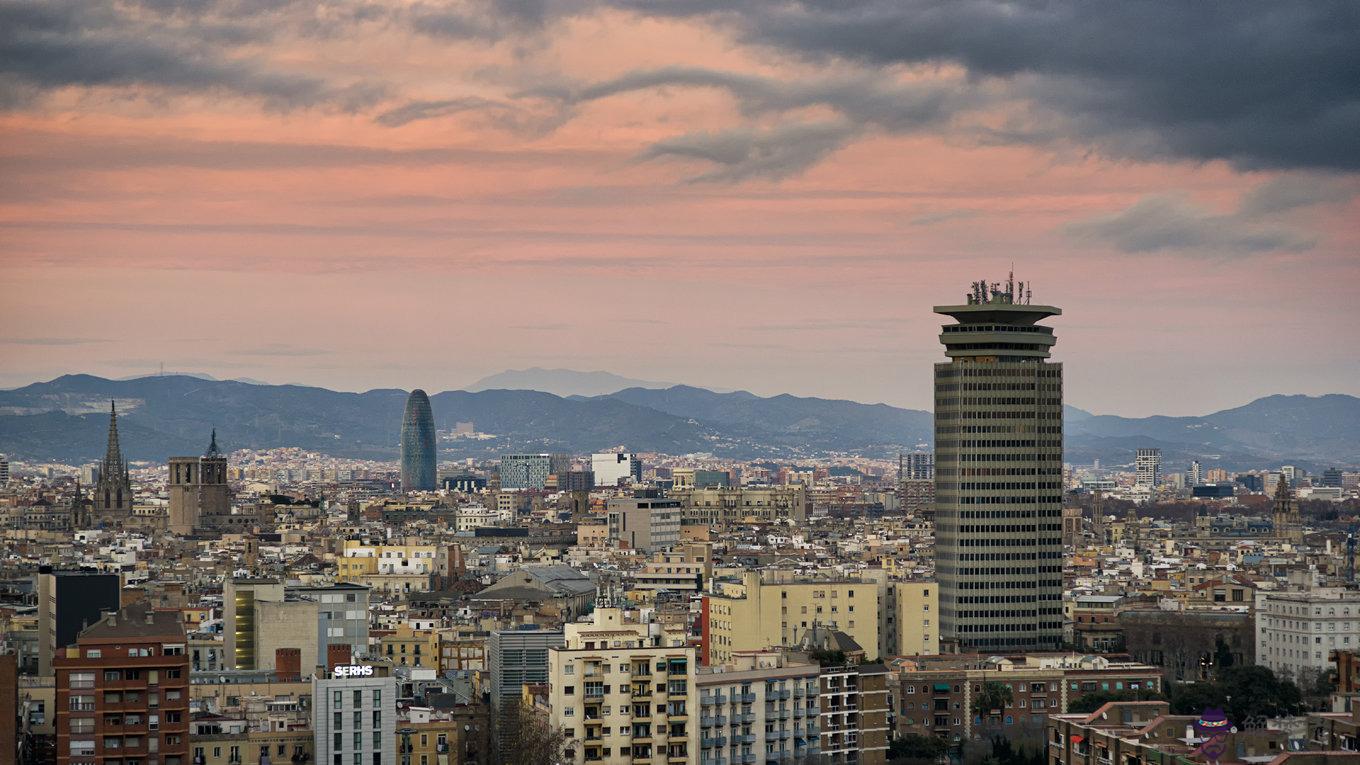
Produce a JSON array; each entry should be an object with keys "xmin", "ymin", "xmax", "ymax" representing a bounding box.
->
[
  {"xmin": 0, "ymin": 0, "xmax": 385, "ymax": 109},
  {"xmin": 656, "ymin": 0, "xmax": 1360, "ymax": 172},
  {"xmin": 495, "ymin": 66, "xmax": 985, "ymax": 179}
]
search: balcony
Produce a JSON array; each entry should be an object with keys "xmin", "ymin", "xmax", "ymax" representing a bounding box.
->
[
  {"xmin": 702, "ymin": 736, "xmax": 727, "ymax": 748},
  {"xmin": 738, "ymin": 693, "xmax": 757, "ymax": 703},
  {"xmin": 733, "ymin": 734, "xmax": 756, "ymax": 745}
]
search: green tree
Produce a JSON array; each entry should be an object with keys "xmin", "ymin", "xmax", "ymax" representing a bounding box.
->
[
  {"xmin": 973, "ymin": 681, "xmax": 1014, "ymax": 729},
  {"xmin": 1168, "ymin": 665, "xmax": 1304, "ymax": 723},
  {"xmin": 889, "ymin": 733, "xmax": 949, "ymax": 764},
  {"xmin": 808, "ymin": 648, "xmax": 848, "ymax": 667},
  {"xmin": 1068, "ymin": 688, "xmax": 1166, "ymax": 714}
]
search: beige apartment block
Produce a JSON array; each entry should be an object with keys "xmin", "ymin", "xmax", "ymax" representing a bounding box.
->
[{"xmin": 548, "ymin": 604, "xmax": 698, "ymax": 764}]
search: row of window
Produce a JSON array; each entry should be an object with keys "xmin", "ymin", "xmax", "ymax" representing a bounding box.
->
[
  {"xmin": 333, "ymin": 730, "xmax": 382, "ymax": 752},
  {"xmin": 332, "ymin": 689, "xmax": 382, "ymax": 709},
  {"xmin": 937, "ymin": 367, "xmax": 1062, "ymax": 378},
  {"xmin": 939, "ymin": 481, "xmax": 1063, "ymax": 491},
  {"xmin": 333, "ymin": 710, "xmax": 383, "ymax": 729},
  {"xmin": 936, "ymin": 397, "xmax": 1062, "ymax": 407},
  {"xmin": 954, "ymin": 452, "xmax": 1063, "ymax": 462}
]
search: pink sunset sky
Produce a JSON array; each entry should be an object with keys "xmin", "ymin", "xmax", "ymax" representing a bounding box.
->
[{"xmin": 1, "ymin": 0, "xmax": 1357, "ymax": 415}]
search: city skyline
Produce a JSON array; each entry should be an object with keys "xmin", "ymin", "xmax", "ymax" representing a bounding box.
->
[{"xmin": 1, "ymin": 2, "xmax": 1358, "ymax": 416}]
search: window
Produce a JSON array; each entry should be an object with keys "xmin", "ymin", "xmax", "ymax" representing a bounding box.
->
[
  {"xmin": 69, "ymin": 672, "xmax": 95, "ymax": 689},
  {"xmin": 372, "ymin": 689, "xmax": 381, "ymax": 705},
  {"xmin": 335, "ymin": 712, "xmax": 343, "ymax": 729},
  {"xmin": 354, "ymin": 690, "xmax": 364, "ymax": 708},
  {"xmin": 70, "ymin": 718, "xmax": 95, "ymax": 734},
  {"xmin": 334, "ymin": 691, "xmax": 343, "ymax": 708}
]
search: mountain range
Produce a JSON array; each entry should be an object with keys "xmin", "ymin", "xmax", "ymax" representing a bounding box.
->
[{"xmin": 0, "ymin": 374, "xmax": 1356, "ymax": 470}]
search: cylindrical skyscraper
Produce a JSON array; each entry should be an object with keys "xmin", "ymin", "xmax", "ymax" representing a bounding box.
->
[
  {"xmin": 933, "ymin": 277, "xmax": 1064, "ymax": 651},
  {"xmin": 400, "ymin": 389, "xmax": 437, "ymax": 492}
]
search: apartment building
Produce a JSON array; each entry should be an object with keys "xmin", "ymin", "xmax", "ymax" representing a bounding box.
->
[
  {"xmin": 704, "ymin": 572, "xmax": 881, "ymax": 667},
  {"xmin": 1047, "ymin": 701, "xmax": 1292, "ymax": 765},
  {"xmin": 695, "ymin": 651, "xmax": 822, "ymax": 764},
  {"xmin": 893, "ymin": 653, "xmax": 1162, "ymax": 741},
  {"xmin": 817, "ymin": 663, "xmax": 890, "ymax": 764},
  {"xmin": 378, "ymin": 625, "xmax": 439, "ymax": 670},
  {"xmin": 312, "ymin": 665, "xmax": 398, "ymax": 765},
  {"xmin": 548, "ymin": 604, "xmax": 697, "ymax": 764},
  {"xmin": 337, "ymin": 539, "xmax": 441, "ymax": 594},
  {"xmin": 675, "ymin": 486, "xmax": 811, "ymax": 525},
  {"xmin": 607, "ymin": 496, "xmax": 682, "ymax": 552},
  {"xmin": 1257, "ymin": 587, "xmax": 1360, "ymax": 682},
  {"xmin": 54, "ymin": 601, "xmax": 191, "ymax": 765}
]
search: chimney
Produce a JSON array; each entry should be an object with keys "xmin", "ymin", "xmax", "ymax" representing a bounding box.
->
[
  {"xmin": 145, "ymin": 610, "xmax": 155, "ymax": 625},
  {"xmin": 275, "ymin": 648, "xmax": 301, "ymax": 682},
  {"xmin": 106, "ymin": 613, "xmax": 117, "ymax": 627},
  {"xmin": 327, "ymin": 643, "xmax": 352, "ymax": 671}
]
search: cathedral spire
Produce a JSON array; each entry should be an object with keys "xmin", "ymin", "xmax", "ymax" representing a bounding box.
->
[
  {"xmin": 206, "ymin": 428, "xmax": 221, "ymax": 458},
  {"xmin": 102, "ymin": 400, "xmax": 124, "ymax": 474},
  {"xmin": 94, "ymin": 399, "xmax": 133, "ymax": 518}
]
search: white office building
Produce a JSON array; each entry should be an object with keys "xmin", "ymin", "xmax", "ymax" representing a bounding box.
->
[
  {"xmin": 1256, "ymin": 588, "xmax": 1360, "ymax": 682},
  {"xmin": 1134, "ymin": 448, "xmax": 1161, "ymax": 490},
  {"xmin": 313, "ymin": 667, "xmax": 398, "ymax": 765},
  {"xmin": 593, "ymin": 452, "xmax": 643, "ymax": 487}
]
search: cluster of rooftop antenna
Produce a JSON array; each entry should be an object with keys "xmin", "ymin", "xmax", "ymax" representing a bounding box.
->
[{"xmin": 966, "ymin": 270, "xmax": 1032, "ymax": 305}]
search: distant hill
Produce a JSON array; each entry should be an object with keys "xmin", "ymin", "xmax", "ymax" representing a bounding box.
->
[
  {"xmin": 464, "ymin": 368, "xmax": 675, "ymax": 398},
  {"xmin": 603, "ymin": 385, "xmax": 933, "ymax": 456},
  {"xmin": 0, "ymin": 374, "xmax": 1355, "ymax": 468}
]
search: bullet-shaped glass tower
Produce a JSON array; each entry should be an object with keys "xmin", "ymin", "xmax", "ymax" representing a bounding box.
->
[
  {"xmin": 934, "ymin": 276, "xmax": 1064, "ymax": 651},
  {"xmin": 400, "ymin": 389, "xmax": 437, "ymax": 492}
]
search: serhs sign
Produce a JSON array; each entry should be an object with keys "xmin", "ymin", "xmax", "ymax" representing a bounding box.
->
[{"xmin": 333, "ymin": 665, "xmax": 374, "ymax": 678}]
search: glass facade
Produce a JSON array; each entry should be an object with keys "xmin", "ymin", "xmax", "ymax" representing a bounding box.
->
[{"xmin": 400, "ymin": 390, "xmax": 437, "ymax": 492}]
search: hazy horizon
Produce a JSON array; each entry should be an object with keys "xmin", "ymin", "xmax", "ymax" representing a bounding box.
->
[{"xmin": 4, "ymin": 367, "xmax": 1357, "ymax": 421}]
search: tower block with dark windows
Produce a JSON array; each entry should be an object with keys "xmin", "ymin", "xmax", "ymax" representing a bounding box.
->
[
  {"xmin": 93, "ymin": 400, "xmax": 133, "ymax": 522},
  {"xmin": 933, "ymin": 275, "xmax": 1065, "ymax": 651}
]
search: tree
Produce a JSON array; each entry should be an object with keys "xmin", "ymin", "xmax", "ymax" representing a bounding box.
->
[
  {"xmin": 808, "ymin": 648, "xmax": 848, "ymax": 667},
  {"xmin": 973, "ymin": 681, "xmax": 1014, "ymax": 728},
  {"xmin": 498, "ymin": 701, "xmax": 572, "ymax": 765},
  {"xmin": 1168, "ymin": 665, "xmax": 1304, "ymax": 723},
  {"xmin": 889, "ymin": 733, "xmax": 949, "ymax": 764}
]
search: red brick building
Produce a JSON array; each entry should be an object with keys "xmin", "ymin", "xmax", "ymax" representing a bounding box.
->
[{"xmin": 54, "ymin": 601, "xmax": 191, "ymax": 765}]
